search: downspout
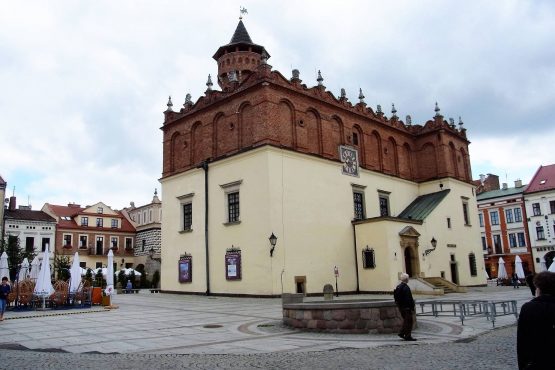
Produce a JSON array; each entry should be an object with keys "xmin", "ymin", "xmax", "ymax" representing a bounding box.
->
[
  {"xmin": 200, "ymin": 160, "xmax": 210, "ymax": 295},
  {"xmin": 352, "ymin": 223, "xmax": 360, "ymax": 293}
]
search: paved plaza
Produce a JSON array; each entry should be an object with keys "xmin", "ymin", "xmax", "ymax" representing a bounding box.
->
[{"xmin": 0, "ymin": 285, "xmax": 531, "ymax": 369}]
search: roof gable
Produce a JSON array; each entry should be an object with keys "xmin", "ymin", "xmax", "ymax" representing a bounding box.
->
[{"xmin": 82, "ymin": 202, "xmax": 118, "ymax": 216}]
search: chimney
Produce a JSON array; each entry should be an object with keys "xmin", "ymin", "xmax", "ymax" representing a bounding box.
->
[
  {"xmin": 515, "ymin": 179, "xmax": 522, "ymax": 188},
  {"xmin": 8, "ymin": 196, "xmax": 16, "ymax": 210},
  {"xmin": 67, "ymin": 202, "xmax": 81, "ymax": 208},
  {"xmin": 502, "ymin": 183, "xmax": 508, "ymax": 190}
]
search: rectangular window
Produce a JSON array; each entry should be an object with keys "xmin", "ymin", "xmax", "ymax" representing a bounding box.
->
[
  {"xmin": 537, "ymin": 226, "xmax": 545, "ymax": 240},
  {"xmin": 111, "ymin": 236, "xmax": 118, "ymax": 249},
  {"xmin": 79, "ymin": 235, "xmax": 88, "ymax": 249},
  {"xmin": 447, "ymin": 217, "xmax": 451, "ymax": 229},
  {"xmin": 353, "ymin": 192, "xmax": 365, "ymax": 220},
  {"xmin": 478, "ymin": 213, "xmax": 484, "ymax": 227},
  {"xmin": 96, "ymin": 262, "xmax": 102, "ymax": 268},
  {"xmin": 493, "ymin": 234, "xmax": 502, "ymax": 254},
  {"xmin": 514, "ymin": 208, "xmax": 522, "ymax": 222},
  {"xmin": 97, "ymin": 207, "xmax": 103, "ymax": 214},
  {"xmin": 481, "ymin": 236, "xmax": 487, "ymax": 251},
  {"xmin": 183, "ymin": 203, "xmax": 192, "ymax": 231},
  {"xmin": 490, "ymin": 211, "xmax": 499, "ymax": 225},
  {"xmin": 379, "ymin": 195, "xmax": 389, "ymax": 217},
  {"xmin": 517, "ymin": 232, "xmax": 526, "ymax": 247},
  {"xmin": 63, "ymin": 234, "xmax": 72, "ymax": 247},
  {"xmin": 468, "ymin": 253, "xmax": 477, "ymax": 277},
  {"xmin": 505, "ymin": 209, "xmax": 514, "ymax": 223},
  {"xmin": 142, "ymin": 239, "xmax": 146, "ymax": 252},
  {"xmin": 509, "ymin": 233, "xmax": 517, "ymax": 248},
  {"xmin": 96, "ymin": 218, "xmax": 103, "ymax": 227},
  {"xmin": 125, "ymin": 237, "xmax": 133, "ymax": 250},
  {"xmin": 532, "ymin": 203, "xmax": 541, "ymax": 216},
  {"xmin": 149, "ymin": 210, "xmax": 152, "ymax": 222},
  {"xmin": 550, "ymin": 200, "xmax": 555, "ymax": 214},
  {"xmin": 42, "ymin": 238, "xmax": 50, "ymax": 252},
  {"xmin": 228, "ymin": 192, "xmax": 240, "ymax": 223},
  {"xmin": 462, "ymin": 202, "xmax": 470, "ymax": 225},
  {"xmin": 111, "ymin": 219, "xmax": 118, "ymax": 228},
  {"xmin": 25, "ymin": 237, "xmax": 34, "ymax": 253},
  {"xmin": 79, "ymin": 262, "xmax": 86, "ymax": 269},
  {"xmin": 81, "ymin": 217, "xmax": 88, "ymax": 226},
  {"xmin": 362, "ymin": 248, "xmax": 376, "ymax": 268},
  {"xmin": 96, "ymin": 236, "xmax": 104, "ymax": 255}
]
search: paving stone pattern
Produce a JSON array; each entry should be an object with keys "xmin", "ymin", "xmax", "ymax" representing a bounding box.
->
[{"xmin": 0, "ymin": 286, "xmax": 529, "ymax": 369}]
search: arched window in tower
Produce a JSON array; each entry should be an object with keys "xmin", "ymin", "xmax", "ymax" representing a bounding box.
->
[{"xmin": 352, "ymin": 132, "xmax": 359, "ymax": 146}]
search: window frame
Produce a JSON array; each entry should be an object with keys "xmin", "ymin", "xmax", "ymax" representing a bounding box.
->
[
  {"xmin": 79, "ymin": 235, "xmax": 88, "ymax": 249},
  {"xmin": 514, "ymin": 207, "xmax": 523, "ymax": 222},
  {"xmin": 25, "ymin": 236, "xmax": 34, "ymax": 253},
  {"xmin": 352, "ymin": 185, "xmax": 366, "ymax": 220},
  {"xmin": 220, "ymin": 180, "xmax": 242, "ymax": 225},
  {"xmin": 110, "ymin": 236, "xmax": 119, "ymax": 250},
  {"xmin": 81, "ymin": 216, "xmax": 88, "ymax": 226},
  {"xmin": 536, "ymin": 226, "xmax": 545, "ymax": 240},
  {"xmin": 462, "ymin": 199, "xmax": 470, "ymax": 225},
  {"xmin": 517, "ymin": 232, "xmax": 526, "ymax": 247},
  {"xmin": 505, "ymin": 209, "xmax": 514, "ymax": 223},
  {"xmin": 532, "ymin": 203, "xmax": 541, "ymax": 216},
  {"xmin": 125, "ymin": 237, "xmax": 133, "ymax": 250},
  {"xmin": 96, "ymin": 218, "xmax": 103, "ymax": 227},
  {"xmin": 177, "ymin": 192, "xmax": 194, "ymax": 232},
  {"xmin": 111, "ymin": 219, "xmax": 118, "ymax": 228},
  {"xmin": 478, "ymin": 213, "xmax": 484, "ymax": 227},
  {"xmin": 468, "ymin": 253, "xmax": 477, "ymax": 276},
  {"xmin": 490, "ymin": 211, "xmax": 499, "ymax": 226},
  {"xmin": 63, "ymin": 234, "xmax": 72, "ymax": 248},
  {"xmin": 378, "ymin": 190, "xmax": 391, "ymax": 217}
]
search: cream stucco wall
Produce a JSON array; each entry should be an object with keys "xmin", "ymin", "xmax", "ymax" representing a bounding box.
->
[{"xmin": 160, "ymin": 146, "xmax": 485, "ymax": 296}]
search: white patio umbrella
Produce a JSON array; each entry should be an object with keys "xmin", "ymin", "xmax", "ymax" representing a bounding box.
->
[
  {"xmin": 34, "ymin": 248, "xmax": 54, "ymax": 296},
  {"xmin": 115, "ymin": 268, "xmax": 142, "ymax": 277},
  {"xmin": 92, "ymin": 267, "xmax": 108, "ymax": 276},
  {"xmin": 105, "ymin": 250, "xmax": 114, "ymax": 303},
  {"xmin": 29, "ymin": 256, "xmax": 40, "ymax": 280},
  {"xmin": 69, "ymin": 252, "xmax": 82, "ymax": 293},
  {"xmin": 79, "ymin": 267, "xmax": 89, "ymax": 276},
  {"xmin": 515, "ymin": 256, "xmax": 525, "ymax": 279},
  {"xmin": 497, "ymin": 257, "xmax": 508, "ymax": 279},
  {"xmin": 0, "ymin": 252, "xmax": 9, "ymax": 280},
  {"xmin": 19, "ymin": 258, "xmax": 30, "ymax": 280},
  {"xmin": 548, "ymin": 260, "xmax": 555, "ymax": 272},
  {"xmin": 539, "ymin": 260, "xmax": 547, "ymax": 272}
]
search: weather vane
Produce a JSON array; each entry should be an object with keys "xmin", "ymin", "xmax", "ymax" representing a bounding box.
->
[{"xmin": 239, "ymin": 6, "xmax": 248, "ymax": 19}]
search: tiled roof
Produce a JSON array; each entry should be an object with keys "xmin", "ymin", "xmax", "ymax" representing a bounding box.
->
[
  {"xmin": 398, "ymin": 189, "xmax": 451, "ymax": 221},
  {"xmin": 46, "ymin": 203, "xmax": 136, "ymax": 233},
  {"xmin": 0, "ymin": 175, "xmax": 5, "ymax": 185},
  {"xmin": 4, "ymin": 209, "xmax": 56, "ymax": 222},
  {"xmin": 477, "ymin": 186, "xmax": 525, "ymax": 201},
  {"xmin": 524, "ymin": 164, "xmax": 555, "ymax": 194},
  {"xmin": 230, "ymin": 20, "xmax": 253, "ymax": 44}
]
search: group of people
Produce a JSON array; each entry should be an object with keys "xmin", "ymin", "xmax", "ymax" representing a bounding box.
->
[{"xmin": 393, "ymin": 270, "xmax": 555, "ymax": 369}]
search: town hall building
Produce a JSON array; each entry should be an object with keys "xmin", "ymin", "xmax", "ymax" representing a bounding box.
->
[{"xmin": 159, "ymin": 19, "xmax": 486, "ymax": 296}]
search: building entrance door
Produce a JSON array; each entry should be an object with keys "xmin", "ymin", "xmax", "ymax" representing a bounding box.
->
[
  {"xmin": 404, "ymin": 248, "xmax": 413, "ymax": 277},
  {"xmin": 450, "ymin": 259, "xmax": 459, "ymax": 284}
]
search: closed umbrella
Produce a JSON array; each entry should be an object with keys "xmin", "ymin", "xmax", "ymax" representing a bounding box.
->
[
  {"xmin": 19, "ymin": 258, "xmax": 30, "ymax": 280},
  {"xmin": 0, "ymin": 252, "xmax": 9, "ymax": 280},
  {"xmin": 497, "ymin": 257, "xmax": 508, "ymax": 279},
  {"xmin": 29, "ymin": 256, "xmax": 40, "ymax": 280},
  {"xmin": 105, "ymin": 250, "xmax": 114, "ymax": 305},
  {"xmin": 548, "ymin": 260, "xmax": 555, "ymax": 273},
  {"xmin": 69, "ymin": 252, "xmax": 82, "ymax": 293},
  {"xmin": 515, "ymin": 256, "xmax": 525, "ymax": 279},
  {"xmin": 34, "ymin": 248, "xmax": 54, "ymax": 297}
]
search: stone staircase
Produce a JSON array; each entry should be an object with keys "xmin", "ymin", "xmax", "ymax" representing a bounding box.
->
[{"xmin": 423, "ymin": 277, "xmax": 467, "ymax": 293}]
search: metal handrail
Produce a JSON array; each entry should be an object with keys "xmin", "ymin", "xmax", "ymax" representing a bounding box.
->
[{"xmin": 416, "ymin": 299, "xmax": 518, "ymax": 327}]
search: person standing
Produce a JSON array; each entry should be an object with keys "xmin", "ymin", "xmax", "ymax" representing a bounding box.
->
[
  {"xmin": 394, "ymin": 273, "xmax": 416, "ymax": 341},
  {"xmin": 512, "ymin": 272, "xmax": 520, "ymax": 289},
  {"xmin": 517, "ymin": 271, "xmax": 555, "ymax": 369},
  {"xmin": 0, "ymin": 276, "xmax": 11, "ymax": 321}
]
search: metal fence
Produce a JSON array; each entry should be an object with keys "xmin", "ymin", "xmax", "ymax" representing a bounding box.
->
[{"xmin": 415, "ymin": 299, "xmax": 518, "ymax": 327}]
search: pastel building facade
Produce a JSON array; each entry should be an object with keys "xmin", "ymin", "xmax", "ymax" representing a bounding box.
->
[
  {"xmin": 159, "ymin": 20, "xmax": 486, "ymax": 296},
  {"xmin": 524, "ymin": 164, "xmax": 555, "ymax": 271}
]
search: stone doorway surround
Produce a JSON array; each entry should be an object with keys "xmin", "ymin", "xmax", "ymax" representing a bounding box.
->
[{"xmin": 399, "ymin": 226, "xmax": 421, "ymax": 277}]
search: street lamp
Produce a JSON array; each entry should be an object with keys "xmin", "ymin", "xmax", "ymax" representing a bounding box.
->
[
  {"xmin": 269, "ymin": 233, "xmax": 278, "ymax": 257},
  {"xmin": 424, "ymin": 237, "xmax": 437, "ymax": 256}
]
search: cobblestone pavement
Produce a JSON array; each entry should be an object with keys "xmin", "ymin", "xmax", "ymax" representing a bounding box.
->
[{"xmin": 0, "ymin": 285, "xmax": 528, "ymax": 369}]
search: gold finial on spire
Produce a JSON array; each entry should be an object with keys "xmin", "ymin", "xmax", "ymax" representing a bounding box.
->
[{"xmin": 239, "ymin": 6, "xmax": 248, "ymax": 20}]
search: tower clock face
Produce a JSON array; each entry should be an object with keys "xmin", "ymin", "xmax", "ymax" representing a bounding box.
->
[{"xmin": 339, "ymin": 146, "xmax": 359, "ymax": 177}]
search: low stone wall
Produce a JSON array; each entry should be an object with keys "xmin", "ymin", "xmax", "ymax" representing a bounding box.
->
[{"xmin": 282, "ymin": 300, "xmax": 404, "ymax": 334}]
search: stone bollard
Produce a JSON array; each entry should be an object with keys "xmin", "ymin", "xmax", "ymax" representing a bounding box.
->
[{"xmin": 323, "ymin": 284, "xmax": 334, "ymax": 301}]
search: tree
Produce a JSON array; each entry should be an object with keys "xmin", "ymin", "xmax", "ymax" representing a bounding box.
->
[
  {"xmin": 0, "ymin": 235, "xmax": 37, "ymax": 281},
  {"xmin": 54, "ymin": 255, "xmax": 71, "ymax": 281}
]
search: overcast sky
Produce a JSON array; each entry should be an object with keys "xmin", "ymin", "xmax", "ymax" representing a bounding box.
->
[{"xmin": 1, "ymin": 0, "xmax": 554, "ymax": 210}]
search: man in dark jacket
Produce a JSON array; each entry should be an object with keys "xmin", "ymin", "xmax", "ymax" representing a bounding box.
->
[
  {"xmin": 517, "ymin": 271, "xmax": 555, "ymax": 369},
  {"xmin": 394, "ymin": 273, "xmax": 416, "ymax": 341}
]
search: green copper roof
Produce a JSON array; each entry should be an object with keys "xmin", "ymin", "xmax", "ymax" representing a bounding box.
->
[
  {"xmin": 398, "ymin": 189, "xmax": 451, "ymax": 221},
  {"xmin": 477, "ymin": 186, "xmax": 525, "ymax": 201}
]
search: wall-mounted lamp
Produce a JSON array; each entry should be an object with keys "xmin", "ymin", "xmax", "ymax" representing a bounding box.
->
[
  {"xmin": 269, "ymin": 233, "xmax": 278, "ymax": 257},
  {"xmin": 424, "ymin": 237, "xmax": 437, "ymax": 256}
]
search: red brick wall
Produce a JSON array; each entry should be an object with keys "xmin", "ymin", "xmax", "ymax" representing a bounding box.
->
[{"xmin": 162, "ymin": 68, "xmax": 472, "ymax": 184}]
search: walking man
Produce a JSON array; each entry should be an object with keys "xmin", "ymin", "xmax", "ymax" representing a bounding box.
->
[
  {"xmin": 394, "ymin": 273, "xmax": 416, "ymax": 341},
  {"xmin": 0, "ymin": 276, "xmax": 11, "ymax": 321}
]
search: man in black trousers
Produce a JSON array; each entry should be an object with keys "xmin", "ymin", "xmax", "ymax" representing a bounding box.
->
[{"xmin": 394, "ymin": 273, "xmax": 416, "ymax": 341}]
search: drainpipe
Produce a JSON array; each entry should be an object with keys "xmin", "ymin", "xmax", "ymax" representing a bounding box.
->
[
  {"xmin": 199, "ymin": 160, "xmax": 210, "ymax": 295},
  {"xmin": 352, "ymin": 223, "xmax": 360, "ymax": 293}
]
